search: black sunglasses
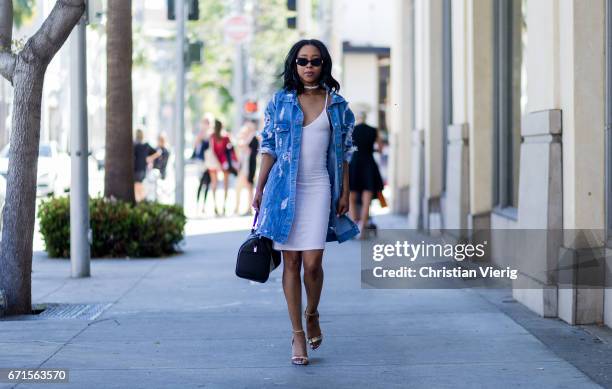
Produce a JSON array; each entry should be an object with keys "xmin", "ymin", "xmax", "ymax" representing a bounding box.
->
[{"xmin": 296, "ymin": 57, "xmax": 323, "ymax": 67}]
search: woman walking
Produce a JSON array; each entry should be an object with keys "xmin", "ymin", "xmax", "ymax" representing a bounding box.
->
[
  {"xmin": 208, "ymin": 119, "xmax": 237, "ymax": 216},
  {"xmin": 252, "ymin": 39, "xmax": 359, "ymax": 365},
  {"xmin": 234, "ymin": 121, "xmax": 259, "ymax": 216},
  {"xmin": 348, "ymin": 110, "xmax": 385, "ymax": 239},
  {"xmin": 133, "ymin": 129, "xmax": 156, "ymax": 202},
  {"xmin": 193, "ymin": 116, "xmax": 212, "ymax": 212}
]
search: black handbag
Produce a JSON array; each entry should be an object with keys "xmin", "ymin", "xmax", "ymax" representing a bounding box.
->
[{"xmin": 236, "ymin": 212, "xmax": 282, "ymax": 283}]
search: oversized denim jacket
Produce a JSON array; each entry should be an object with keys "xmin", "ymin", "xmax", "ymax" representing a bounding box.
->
[{"xmin": 255, "ymin": 86, "xmax": 360, "ymax": 244}]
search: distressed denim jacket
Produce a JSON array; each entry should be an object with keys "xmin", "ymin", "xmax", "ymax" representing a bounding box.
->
[{"xmin": 255, "ymin": 86, "xmax": 360, "ymax": 244}]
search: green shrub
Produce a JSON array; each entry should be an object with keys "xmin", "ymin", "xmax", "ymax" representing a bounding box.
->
[{"xmin": 38, "ymin": 197, "xmax": 187, "ymax": 258}]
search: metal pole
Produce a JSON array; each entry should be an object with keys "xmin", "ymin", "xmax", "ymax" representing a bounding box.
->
[
  {"xmin": 297, "ymin": 0, "xmax": 311, "ymax": 38},
  {"xmin": 70, "ymin": 18, "xmax": 90, "ymax": 278},
  {"xmin": 233, "ymin": 0, "xmax": 244, "ymax": 132},
  {"xmin": 174, "ymin": 0, "xmax": 185, "ymax": 206},
  {"xmin": 606, "ymin": 0, "xmax": 612, "ymax": 245},
  {"xmin": 233, "ymin": 46, "xmax": 243, "ymax": 131},
  {"xmin": 318, "ymin": 0, "xmax": 331, "ymax": 45}
]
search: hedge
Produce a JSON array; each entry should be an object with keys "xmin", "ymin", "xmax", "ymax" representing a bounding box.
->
[{"xmin": 37, "ymin": 197, "xmax": 186, "ymax": 258}]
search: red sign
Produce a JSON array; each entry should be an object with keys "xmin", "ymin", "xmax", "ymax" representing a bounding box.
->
[
  {"xmin": 224, "ymin": 15, "xmax": 252, "ymax": 44},
  {"xmin": 244, "ymin": 101, "xmax": 258, "ymax": 113}
]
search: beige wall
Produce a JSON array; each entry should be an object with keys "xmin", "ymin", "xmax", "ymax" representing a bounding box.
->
[
  {"xmin": 389, "ymin": 0, "xmax": 414, "ymax": 211},
  {"xmin": 414, "ymin": 0, "xmax": 444, "ymax": 200},
  {"xmin": 466, "ymin": 0, "xmax": 494, "ymax": 216},
  {"xmin": 343, "ymin": 53, "xmax": 380, "ymax": 128},
  {"xmin": 558, "ymin": 0, "xmax": 605, "ymax": 236},
  {"xmin": 526, "ymin": 0, "xmax": 560, "ymax": 112}
]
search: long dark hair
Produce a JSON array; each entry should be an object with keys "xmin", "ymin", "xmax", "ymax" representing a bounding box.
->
[
  {"xmin": 281, "ymin": 39, "xmax": 340, "ymax": 94},
  {"xmin": 213, "ymin": 119, "xmax": 223, "ymax": 138}
]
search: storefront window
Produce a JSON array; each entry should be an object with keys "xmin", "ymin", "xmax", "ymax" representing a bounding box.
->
[
  {"xmin": 442, "ymin": 0, "xmax": 453, "ymax": 192},
  {"xmin": 493, "ymin": 0, "xmax": 526, "ymax": 211}
]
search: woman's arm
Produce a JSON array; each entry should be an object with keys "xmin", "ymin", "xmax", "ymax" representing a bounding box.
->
[
  {"xmin": 337, "ymin": 104, "xmax": 356, "ymax": 216},
  {"xmin": 337, "ymin": 160, "xmax": 350, "ymax": 216},
  {"xmin": 251, "ymin": 96, "xmax": 278, "ymax": 212},
  {"xmin": 375, "ymin": 132, "xmax": 385, "ymax": 153}
]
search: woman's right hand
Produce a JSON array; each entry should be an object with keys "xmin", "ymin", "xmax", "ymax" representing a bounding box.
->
[{"xmin": 252, "ymin": 189, "xmax": 263, "ymax": 212}]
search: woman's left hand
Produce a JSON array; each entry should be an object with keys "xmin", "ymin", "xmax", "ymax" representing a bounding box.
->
[{"xmin": 337, "ymin": 191, "xmax": 350, "ymax": 216}]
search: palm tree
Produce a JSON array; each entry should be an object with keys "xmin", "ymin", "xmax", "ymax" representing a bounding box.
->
[{"xmin": 105, "ymin": 0, "xmax": 135, "ymax": 202}]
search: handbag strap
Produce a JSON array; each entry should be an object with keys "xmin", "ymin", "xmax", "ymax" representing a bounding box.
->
[{"xmin": 250, "ymin": 211, "xmax": 259, "ymax": 233}]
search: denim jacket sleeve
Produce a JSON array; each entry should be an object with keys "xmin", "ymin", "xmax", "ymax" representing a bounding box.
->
[
  {"xmin": 342, "ymin": 104, "xmax": 356, "ymax": 163},
  {"xmin": 258, "ymin": 94, "xmax": 277, "ymax": 160}
]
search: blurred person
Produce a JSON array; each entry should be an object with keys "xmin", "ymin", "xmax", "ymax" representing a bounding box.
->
[
  {"xmin": 234, "ymin": 120, "xmax": 259, "ymax": 216},
  {"xmin": 251, "ymin": 39, "xmax": 359, "ymax": 366},
  {"xmin": 143, "ymin": 133, "xmax": 171, "ymax": 202},
  {"xmin": 208, "ymin": 119, "xmax": 237, "ymax": 216},
  {"xmin": 348, "ymin": 110, "xmax": 385, "ymax": 239},
  {"xmin": 133, "ymin": 129, "xmax": 156, "ymax": 202},
  {"xmin": 151, "ymin": 132, "xmax": 170, "ymax": 180},
  {"xmin": 193, "ymin": 116, "xmax": 212, "ymax": 212}
]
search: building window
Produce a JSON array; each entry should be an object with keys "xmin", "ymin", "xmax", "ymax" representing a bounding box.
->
[
  {"xmin": 442, "ymin": 0, "xmax": 453, "ymax": 192},
  {"xmin": 493, "ymin": 0, "xmax": 527, "ymax": 210}
]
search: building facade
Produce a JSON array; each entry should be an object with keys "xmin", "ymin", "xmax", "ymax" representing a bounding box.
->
[{"xmin": 389, "ymin": 0, "xmax": 612, "ymax": 327}]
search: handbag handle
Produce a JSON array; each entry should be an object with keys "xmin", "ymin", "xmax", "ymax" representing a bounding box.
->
[{"xmin": 251, "ymin": 211, "xmax": 259, "ymax": 233}]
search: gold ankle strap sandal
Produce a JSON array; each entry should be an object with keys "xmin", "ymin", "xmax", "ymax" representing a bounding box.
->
[
  {"xmin": 304, "ymin": 310, "xmax": 323, "ymax": 350},
  {"xmin": 291, "ymin": 330, "xmax": 309, "ymax": 365}
]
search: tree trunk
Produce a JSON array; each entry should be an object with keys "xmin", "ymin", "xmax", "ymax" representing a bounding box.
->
[
  {"xmin": 104, "ymin": 0, "xmax": 134, "ymax": 202},
  {"xmin": 0, "ymin": 0, "xmax": 12, "ymax": 50},
  {"xmin": 0, "ymin": 62, "xmax": 44, "ymax": 315},
  {"xmin": 0, "ymin": 0, "xmax": 85, "ymax": 315}
]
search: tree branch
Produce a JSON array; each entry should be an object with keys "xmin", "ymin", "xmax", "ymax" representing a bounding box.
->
[
  {"xmin": 0, "ymin": 0, "xmax": 12, "ymax": 51},
  {"xmin": 24, "ymin": 0, "xmax": 85, "ymax": 65},
  {"xmin": 0, "ymin": 51, "xmax": 15, "ymax": 82}
]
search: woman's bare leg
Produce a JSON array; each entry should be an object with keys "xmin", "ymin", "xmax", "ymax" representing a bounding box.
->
[
  {"xmin": 222, "ymin": 170, "xmax": 230, "ymax": 215},
  {"xmin": 302, "ymin": 249, "xmax": 324, "ymax": 343},
  {"xmin": 349, "ymin": 191, "xmax": 359, "ymax": 222},
  {"xmin": 134, "ymin": 182, "xmax": 144, "ymax": 202},
  {"xmin": 234, "ymin": 174, "xmax": 245, "ymax": 215},
  {"xmin": 246, "ymin": 182, "xmax": 254, "ymax": 215},
  {"xmin": 209, "ymin": 170, "xmax": 218, "ymax": 214},
  {"xmin": 359, "ymin": 190, "xmax": 374, "ymax": 238},
  {"xmin": 282, "ymin": 251, "xmax": 307, "ymax": 358}
]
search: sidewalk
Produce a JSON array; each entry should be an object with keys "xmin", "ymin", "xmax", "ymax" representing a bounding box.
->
[{"xmin": 0, "ymin": 214, "xmax": 605, "ymax": 388}]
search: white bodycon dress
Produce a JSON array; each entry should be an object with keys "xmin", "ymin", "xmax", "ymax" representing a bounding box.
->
[{"xmin": 273, "ymin": 93, "xmax": 331, "ymax": 251}]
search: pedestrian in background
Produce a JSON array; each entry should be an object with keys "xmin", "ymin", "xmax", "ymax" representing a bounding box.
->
[
  {"xmin": 234, "ymin": 120, "xmax": 259, "ymax": 216},
  {"xmin": 348, "ymin": 110, "xmax": 385, "ymax": 239},
  {"xmin": 193, "ymin": 116, "xmax": 212, "ymax": 212},
  {"xmin": 152, "ymin": 132, "xmax": 170, "ymax": 180},
  {"xmin": 133, "ymin": 129, "xmax": 156, "ymax": 202},
  {"xmin": 251, "ymin": 39, "xmax": 359, "ymax": 366},
  {"xmin": 207, "ymin": 119, "xmax": 237, "ymax": 216},
  {"xmin": 144, "ymin": 132, "xmax": 171, "ymax": 202}
]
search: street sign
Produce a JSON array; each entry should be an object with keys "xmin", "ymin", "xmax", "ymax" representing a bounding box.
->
[
  {"xmin": 244, "ymin": 100, "xmax": 258, "ymax": 114},
  {"xmin": 167, "ymin": 0, "xmax": 200, "ymax": 21},
  {"xmin": 187, "ymin": 41, "xmax": 204, "ymax": 65},
  {"xmin": 224, "ymin": 15, "xmax": 252, "ymax": 44}
]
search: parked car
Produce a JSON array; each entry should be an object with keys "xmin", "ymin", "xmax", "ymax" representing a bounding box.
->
[{"xmin": 0, "ymin": 141, "xmax": 71, "ymax": 197}]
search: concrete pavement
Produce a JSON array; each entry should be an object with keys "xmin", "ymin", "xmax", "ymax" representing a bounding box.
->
[{"xmin": 0, "ymin": 213, "xmax": 608, "ymax": 388}]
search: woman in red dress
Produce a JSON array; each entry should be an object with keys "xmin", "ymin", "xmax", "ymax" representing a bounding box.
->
[{"xmin": 207, "ymin": 119, "xmax": 237, "ymax": 216}]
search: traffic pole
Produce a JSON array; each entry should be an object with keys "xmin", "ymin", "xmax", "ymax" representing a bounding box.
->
[
  {"xmin": 174, "ymin": 0, "xmax": 186, "ymax": 207},
  {"xmin": 232, "ymin": 0, "xmax": 244, "ymax": 132},
  {"xmin": 70, "ymin": 16, "xmax": 91, "ymax": 278}
]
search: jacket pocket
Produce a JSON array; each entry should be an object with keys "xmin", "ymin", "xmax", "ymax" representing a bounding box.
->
[
  {"xmin": 274, "ymin": 122, "xmax": 290, "ymax": 152},
  {"xmin": 274, "ymin": 122, "xmax": 289, "ymax": 132}
]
